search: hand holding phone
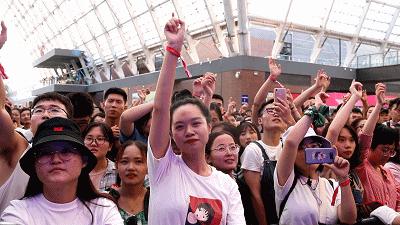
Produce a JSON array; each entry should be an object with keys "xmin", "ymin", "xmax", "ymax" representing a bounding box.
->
[
  {"xmin": 274, "ymin": 88, "xmax": 286, "ymax": 102},
  {"xmin": 305, "ymin": 148, "xmax": 336, "ymax": 164}
]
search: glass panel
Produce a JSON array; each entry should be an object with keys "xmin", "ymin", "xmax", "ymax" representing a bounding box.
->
[{"xmin": 97, "ymin": 1, "xmax": 117, "ymax": 31}]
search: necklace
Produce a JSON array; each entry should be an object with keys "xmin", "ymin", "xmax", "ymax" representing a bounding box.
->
[{"xmin": 300, "ymin": 176, "xmax": 322, "ymax": 205}]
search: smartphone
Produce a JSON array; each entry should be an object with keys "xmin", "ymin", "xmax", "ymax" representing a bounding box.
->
[
  {"xmin": 274, "ymin": 88, "xmax": 286, "ymax": 102},
  {"xmin": 305, "ymin": 148, "xmax": 336, "ymax": 164},
  {"xmin": 241, "ymin": 95, "xmax": 249, "ymax": 105},
  {"xmin": 132, "ymin": 93, "xmax": 140, "ymax": 100}
]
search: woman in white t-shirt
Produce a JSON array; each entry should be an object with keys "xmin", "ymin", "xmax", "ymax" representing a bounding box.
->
[
  {"xmin": 0, "ymin": 117, "xmax": 123, "ymax": 225},
  {"xmin": 274, "ymin": 92, "xmax": 357, "ymax": 225},
  {"xmin": 147, "ymin": 16, "xmax": 245, "ymax": 225}
]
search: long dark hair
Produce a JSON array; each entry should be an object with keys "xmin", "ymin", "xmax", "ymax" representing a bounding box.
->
[
  {"xmin": 24, "ymin": 170, "xmax": 113, "ymax": 224},
  {"xmin": 342, "ymin": 125, "xmax": 362, "ymax": 169}
]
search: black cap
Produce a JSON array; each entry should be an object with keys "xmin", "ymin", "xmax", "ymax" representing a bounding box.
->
[{"xmin": 20, "ymin": 117, "xmax": 97, "ymax": 176}]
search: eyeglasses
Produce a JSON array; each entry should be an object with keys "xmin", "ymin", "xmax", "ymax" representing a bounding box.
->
[
  {"xmin": 263, "ymin": 108, "xmax": 275, "ymax": 115},
  {"xmin": 212, "ymin": 144, "xmax": 240, "ymax": 154},
  {"xmin": 31, "ymin": 106, "xmax": 67, "ymax": 116},
  {"xmin": 379, "ymin": 145, "xmax": 396, "ymax": 157},
  {"xmin": 84, "ymin": 136, "xmax": 107, "ymax": 145},
  {"xmin": 35, "ymin": 147, "xmax": 80, "ymax": 165}
]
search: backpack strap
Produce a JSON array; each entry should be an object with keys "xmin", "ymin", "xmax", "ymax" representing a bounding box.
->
[
  {"xmin": 252, "ymin": 141, "xmax": 270, "ymax": 160},
  {"xmin": 144, "ymin": 188, "xmax": 150, "ymax": 221},
  {"xmin": 278, "ymin": 171, "xmax": 299, "ymax": 220}
]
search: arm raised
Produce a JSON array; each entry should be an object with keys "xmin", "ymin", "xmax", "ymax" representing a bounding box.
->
[
  {"xmin": 325, "ymin": 80, "xmax": 363, "ymax": 144},
  {"xmin": 149, "ymin": 16, "xmax": 185, "ymax": 158}
]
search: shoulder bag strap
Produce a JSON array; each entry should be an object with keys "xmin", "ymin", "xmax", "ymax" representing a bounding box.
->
[
  {"xmin": 278, "ymin": 171, "xmax": 299, "ymax": 220},
  {"xmin": 252, "ymin": 141, "xmax": 270, "ymax": 160}
]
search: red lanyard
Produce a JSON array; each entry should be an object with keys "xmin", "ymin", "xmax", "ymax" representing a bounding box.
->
[{"xmin": 165, "ymin": 46, "xmax": 191, "ymax": 78}]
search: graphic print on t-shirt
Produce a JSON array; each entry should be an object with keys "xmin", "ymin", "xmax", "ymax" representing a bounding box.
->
[{"xmin": 185, "ymin": 196, "xmax": 222, "ymax": 225}]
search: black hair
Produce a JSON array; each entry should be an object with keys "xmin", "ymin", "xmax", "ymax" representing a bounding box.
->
[
  {"xmin": 5, "ymin": 104, "xmax": 12, "ymax": 118},
  {"xmin": 171, "ymin": 89, "xmax": 193, "ymax": 104},
  {"xmin": 116, "ymin": 140, "xmax": 147, "ymax": 162},
  {"xmin": 212, "ymin": 94, "xmax": 224, "ymax": 104},
  {"xmin": 351, "ymin": 107, "xmax": 363, "ymax": 115},
  {"xmin": 170, "ymin": 97, "xmax": 211, "ymax": 124},
  {"xmin": 32, "ymin": 92, "xmax": 73, "ymax": 118},
  {"xmin": 104, "ymin": 87, "xmax": 127, "ymax": 103},
  {"xmin": 23, "ymin": 162, "xmax": 114, "ymax": 224},
  {"xmin": 236, "ymin": 121, "xmax": 261, "ymax": 144},
  {"xmin": 20, "ymin": 107, "xmax": 31, "ymax": 116},
  {"xmin": 210, "ymin": 102, "xmax": 223, "ymax": 122},
  {"xmin": 257, "ymin": 99, "xmax": 274, "ymax": 117},
  {"xmin": 350, "ymin": 118, "xmax": 365, "ymax": 131},
  {"xmin": 389, "ymin": 97, "xmax": 400, "ymax": 110},
  {"xmin": 89, "ymin": 112, "xmax": 105, "ymax": 123},
  {"xmin": 196, "ymin": 202, "xmax": 215, "ymax": 224},
  {"xmin": 82, "ymin": 122, "xmax": 114, "ymax": 146},
  {"xmin": 211, "ymin": 121, "xmax": 238, "ymax": 140},
  {"xmin": 67, "ymin": 92, "xmax": 94, "ymax": 118},
  {"xmin": 341, "ymin": 125, "xmax": 362, "ymax": 169},
  {"xmin": 371, "ymin": 124, "xmax": 399, "ymax": 150}
]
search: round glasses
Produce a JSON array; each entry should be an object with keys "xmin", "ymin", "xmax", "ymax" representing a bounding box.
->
[
  {"xmin": 31, "ymin": 106, "xmax": 67, "ymax": 117},
  {"xmin": 84, "ymin": 136, "xmax": 107, "ymax": 145},
  {"xmin": 35, "ymin": 147, "xmax": 80, "ymax": 165},
  {"xmin": 379, "ymin": 146, "xmax": 397, "ymax": 157},
  {"xmin": 212, "ymin": 144, "xmax": 240, "ymax": 154}
]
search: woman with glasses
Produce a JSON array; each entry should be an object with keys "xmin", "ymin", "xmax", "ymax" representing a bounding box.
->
[
  {"xmin": 355, "ymin": 123, "xmax": 400, "ymax": 212},
  {"xmin": 206, "ymin": 131, "xmax": 239, "ymax": 178},
  {"xmin": 0, "ymin": 117, "xmax": 123, "ymax": 224},
  {"xmin": 82, "ymin": 122, "xmax": 117, "ymax": 192},
  {"xmin": 110, "ymin": 141, "xmax": 149, "ymax": 225}
]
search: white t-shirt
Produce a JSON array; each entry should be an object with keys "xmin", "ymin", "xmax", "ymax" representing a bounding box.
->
[
  {"xmin": 0, "ymin": 146, "xmax": 30, "ymax": 213},
  {"xmin": 240, "ymin": 140, "xmax": 282, "ymax": 174},
  {"xmin": 147, "ymin": 142, "xmax": 245, "ymax": 225},
  {"xmin": 274, "ymin": 170, "xmax": 341, "ymax": 225},
  {"xmin": 0, "ymin": 194, "xmax": 123, "ymax": 225}
]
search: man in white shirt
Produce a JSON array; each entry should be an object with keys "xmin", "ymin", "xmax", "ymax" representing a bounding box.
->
[{"xmin": 241, "ymin": 99, "xmax": 292, "ymax": 225}]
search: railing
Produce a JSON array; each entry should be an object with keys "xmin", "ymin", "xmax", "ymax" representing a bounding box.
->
[{"xmin": 356, "ymin": 51, "xmax": 400, "ymax": 68}]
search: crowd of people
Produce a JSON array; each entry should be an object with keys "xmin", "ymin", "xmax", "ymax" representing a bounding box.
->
[{"xmin": 0, "ymin": 15, "xmax": 400, "ymax": 225}]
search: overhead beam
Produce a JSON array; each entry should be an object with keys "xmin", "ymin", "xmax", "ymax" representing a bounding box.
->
[
  {"xmin": 380, "ymin": 7, "xmax": 400, "ymax": 53},
  {"xmin": 124, "ymin": 0, "xmax": 155, "ymax": 72},
  {"xmin": 250, "ymin": 16, "xmax": 400, "ymax": 51},
  {"xmin": 343, "ymin": 0, "xmax": 371, "ymax": 67},
  {"xmin": 203, "ymin": 0, "xmax": 230, "ymax": 57},
  {"xmin": 271, "ymin": 0, "xmax": 294, "ymax": 58},
  {"xmin": 171, "ymin": 0, "xmax": 200, "ymax": 63},
  {"xmin": 309, "ymin": 0, "xmax": 335, "ymax": 63},
  {"xmin": 90, "ymin": 0, "xmax": 124, "ymax": 79},
  {"xmin": 237, "ymin": 0, "xmax": 251, "ymax": 55},
  {"xmin": 222, "ymin": 0, "xmax": 239, "ymax": 55}
]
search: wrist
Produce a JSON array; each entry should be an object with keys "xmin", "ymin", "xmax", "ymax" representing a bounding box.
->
[
  {"xmin": 338, "ymin": 175, "xmax": 350, "ymax": 185},
  {"xmin": 166, "ymin": 43, "xmax": 182, "ymax": 53}
]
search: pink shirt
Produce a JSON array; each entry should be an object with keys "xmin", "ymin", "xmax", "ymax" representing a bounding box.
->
[{"xmin": 355, "ymin": 134, "xmax": 399, "ymax": 210}]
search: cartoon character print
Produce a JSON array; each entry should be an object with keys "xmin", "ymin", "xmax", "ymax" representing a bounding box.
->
[{"xmin": 185, "ymin": 196, "xmax": 222, "ymax": 225}]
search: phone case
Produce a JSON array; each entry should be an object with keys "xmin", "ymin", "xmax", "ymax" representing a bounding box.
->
[
  {"xmin": 274, "ymin": 88, "xmax": 286, "ymax": 101},
  {"xmin": 305, "ymin": 148, "xmax": 336, "ymax": 164}
]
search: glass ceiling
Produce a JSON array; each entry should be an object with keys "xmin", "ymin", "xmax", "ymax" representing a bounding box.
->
[{"xmin": 0, "ymin": 0, "xmax": 400, "ymax": 89}]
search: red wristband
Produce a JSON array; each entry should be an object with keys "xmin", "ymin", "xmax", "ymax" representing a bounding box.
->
[
  {"xmin": 166, "ymin": 46, "xmax": 180, "ymax": 58},
  {"xmin": 339, "ymin": 178, "xmax": 350, "ymax": 187},
  {"xmin": 165, "ymin": 46, "xmax": 192, "ymax": 78},
  {"xmin": 0, "ymin": 63, "xmax": 8, "ymax": 79}
]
